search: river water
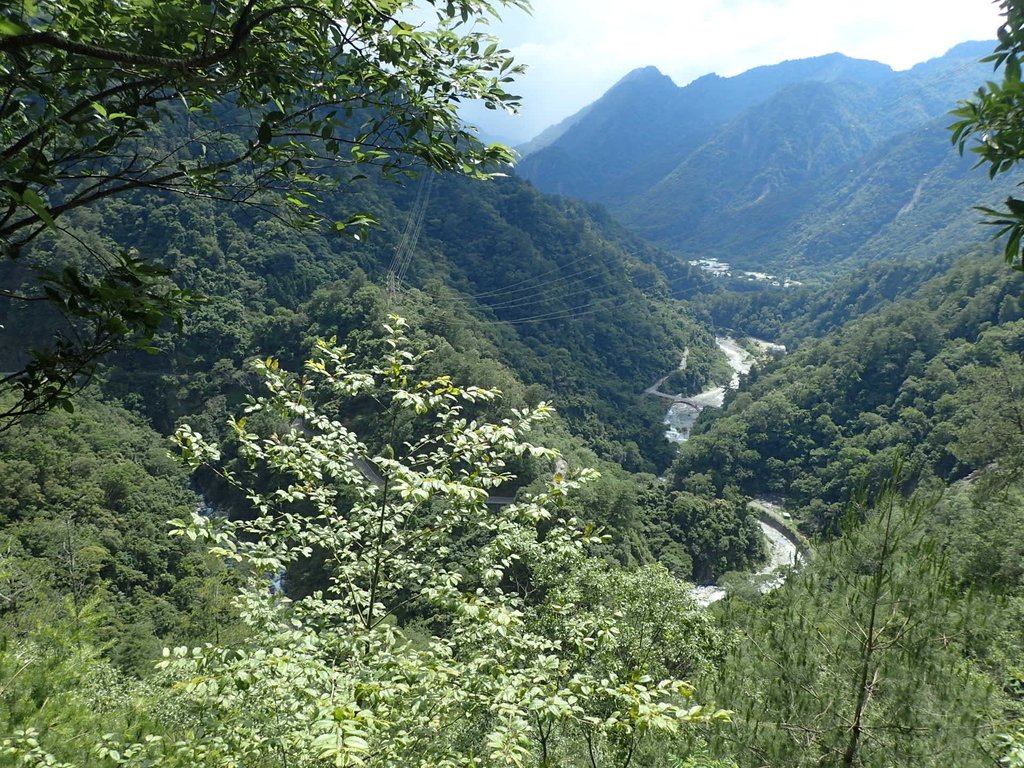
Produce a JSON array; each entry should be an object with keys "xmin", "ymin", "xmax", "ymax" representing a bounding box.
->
[
  {"xmin": 692, "ymin": 517, "xmax": 802, "ymax": 607},
  {"xmin": 657, "ymin": 336, "xmax": 798, "ymax": 604},
  {"xmin": 663, "ymin": 336, "xmax": 786, "ymax": 442},
  {"xmin": 664, "ymin": 336, "xmax": 749, "ymax": 442}
]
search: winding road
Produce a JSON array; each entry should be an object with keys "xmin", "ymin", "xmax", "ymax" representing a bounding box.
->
[{"xmin": 648, "ymin": 336, "xmax": 803, "ymax": 604}]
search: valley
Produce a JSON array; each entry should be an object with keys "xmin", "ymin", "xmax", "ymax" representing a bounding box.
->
[
  {"xmin": 2, "ymin": 4, "xmax": 1024, "ymax": 767},
  {"xmin": 688, "ymin": 256, "xmax": 804, "ymax": 287},
  {"xmin": 659, "ymin": 334, "xmax": 782, "ymax": 442}
]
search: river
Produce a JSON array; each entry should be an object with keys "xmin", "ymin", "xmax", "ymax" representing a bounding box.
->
[
  {"xmin": 662, "ymin": 335, "xmax": 784, "ymax": 442},
  {"xmin": 692, "ymin": 516, "xmax": 803, "ymax": 607},
  {"xmin": 652, "ymin": 336, "xmax": 798, "ymax": 604},
  {"xmin": 663, "ymin": 336, "xmax": 749, "ymax": 442}
]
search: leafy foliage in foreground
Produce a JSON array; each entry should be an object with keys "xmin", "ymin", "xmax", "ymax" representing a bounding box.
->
[
  {"xmin": 0, "ymin": 0, "xmax": 526, "ymax": 426},
  {"xmin": 0, "ymin": 395, "xmax": 236, "ymax": 673},
  {"xmin": 951, "ymin": 0, "xmax": 1024, "ymax": 269},
  {"xmin": 2, "ymin": 320, "xmax": 730, "ymax": 766}
]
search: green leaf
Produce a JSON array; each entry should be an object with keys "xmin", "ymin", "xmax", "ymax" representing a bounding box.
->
[
  {"xmin": 257, "ymin": 120, "xmax": 273, "ymax": 145},
  {"xmin": 1008, "ymin": 54, "xmax": 1022, "ymax": 83},
  {"xmin": 20, "ymin": 188, "xmax": 54, "ymax": 228},
  {"xmin": 0, "ymin": 18, "xmax": 26, "ymax": 36}
]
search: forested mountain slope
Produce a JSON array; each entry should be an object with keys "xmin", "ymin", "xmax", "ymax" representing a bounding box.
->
[
  {"xmin": 2, "ymin": 168, "xmax": 716, "ymax": 473},
  {"xmin": 518, "ymin": 42, "xmax": 1015, "ymax": 274},
  {"xmin": 0, "ymin": 147, "xmax": 772, "ymax": 706},
  {"xmin": 0, "ymin": 395, "xmax": 235, "ymax": 674},
  {"xmin": 674, "ymin": 253, "xmax": 1024, "ymax": 532},
  {"xmin": 696, "ymin": 255, "xmax": 956, "ymax": 344},
  {"xmin": 624, "ymin": 79, "xmax": 880, "ymax": 249}
]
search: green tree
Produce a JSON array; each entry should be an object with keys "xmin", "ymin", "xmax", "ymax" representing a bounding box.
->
[
  {"xmin": 4, "ymin": 319, "xmax": 728, "ymax": 766},
  {"xmin": 951, "ymin": 0, "xmax": 1024, "ymax": 269},
  {"xmin": 711, "ymin": 485, "xmax": 998, "ymax": 767},
  {"xmin": 0, "ymin": 0, "xmax": 525, "ymax": 426},
  {"xmin": 951, "ymin": 352, "xmax": 1024, "ymax": 489},
  {"xmin": 0, "ymin": 394, "xmax": 240, "ymax": 673},
  {"xmin": 1003, "ymin": 727, "xmax": 1024, "ymax": 767}
]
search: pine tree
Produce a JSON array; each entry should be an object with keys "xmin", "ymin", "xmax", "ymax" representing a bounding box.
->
[{"xmin": 711, "ymin": 482, "xmax": 998, "ymax": 767}]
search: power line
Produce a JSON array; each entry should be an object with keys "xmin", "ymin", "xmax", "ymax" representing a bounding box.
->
[
  {"xmin": 410, "ymin": 269, "xmax": 708, "ymax": 328},
  {"xmin": 396, "ymin": 174, "xmax": 434, "ymax": 286},
  {"xmin": 387, "ymin": 173, "xmax": 435, "ymax": 304},
  {"xmin": 422, "ymin": 252, "xmax": 640, "ymax": 316},
  {"xmin": 471, "ymin": 264, "xmax": 623, "ymax": 313},
  {"xmin": 386, "ymin": 174, "xmax": 429, "ymax": 276},
  {"xmin": 466, "ymin": 250, "xmax": 602, "ymax": 300}
]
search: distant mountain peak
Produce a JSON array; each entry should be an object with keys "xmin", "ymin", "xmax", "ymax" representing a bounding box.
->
[
  {"xmin": 606, "ymin": 66, "xmax": 678, "ymax": 99},
  {"xmin": 686, "ymin": 71, "xmax": 724, "ymax": 87},
  {"xmin": 940, "ymin": 40, "xmax": 995, "ymax": 59},
  {"xmin": 905, "ymin": 40, "xmax": 994, "ymax": 76},
  {"xmin": 515, "ymin": 42, "xmax": 987, "ymax": 230},
  {"xmin": 618, "ymin": 65, "xmax": 674, "ymax": 86},
  {"xmin": 738, "ymin": 52, "xmax": 894, "ymax": 85}
]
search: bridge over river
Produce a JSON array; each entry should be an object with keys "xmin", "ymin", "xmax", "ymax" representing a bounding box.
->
[
  {"xmin": 646, "ymin": 335, "xmax": 799, "ymax": 603},
  {"xmin": 647, "ymin": 336, "xmax": 784, "ymax": 442}
]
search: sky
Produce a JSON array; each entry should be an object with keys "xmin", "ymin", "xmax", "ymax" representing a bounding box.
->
[{"xmin": 461, "ymin": 0, "xmax": 1006, "ymax": 144}]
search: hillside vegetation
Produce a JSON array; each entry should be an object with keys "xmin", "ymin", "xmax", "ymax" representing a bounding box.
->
[
  {"xmin": 3, "ymin": 2, "xmax": 1024, "ymax": 765},
  {"xmin": 519, "ymin": 42, "xmax": 1020, "ymax": 275}
]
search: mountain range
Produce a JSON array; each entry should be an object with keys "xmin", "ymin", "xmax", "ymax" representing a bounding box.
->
[{"xmin": 516, "ymin": 41, "xmax": 1018, "ymax": 274}]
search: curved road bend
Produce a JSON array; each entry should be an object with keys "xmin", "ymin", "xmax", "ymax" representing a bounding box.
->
[{"xmin": 350, "ymin": 455, "xmax": 516, "ymax": 506}]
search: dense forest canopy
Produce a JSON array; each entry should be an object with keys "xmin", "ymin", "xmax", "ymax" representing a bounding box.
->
[
  {"xmin": 0, "ymin": 0, "xmax": 525, "ymax": 425},
  {"xmin": 2, "ymin": 0, "xmax": 1024, "ymax": 766}
]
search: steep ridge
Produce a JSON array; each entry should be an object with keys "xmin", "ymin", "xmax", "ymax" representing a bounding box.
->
[
  {"xmin": 518, "ymin": 42, "xmax": 1011, "ymax": 274},
  {"xmin": 516, "ymin": 54, "xmax": 895, "ymax": 206},
  {"xmin": 623, "ymin": 80, "xmax": 879, "ymax": 249},
  {"xmin": 5, "ymin": 163, "xmax": 715, "ymax": 473},
  {"xmin": 776, "ymin": 116, "xmax": 1006, "ymax": 270}
]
